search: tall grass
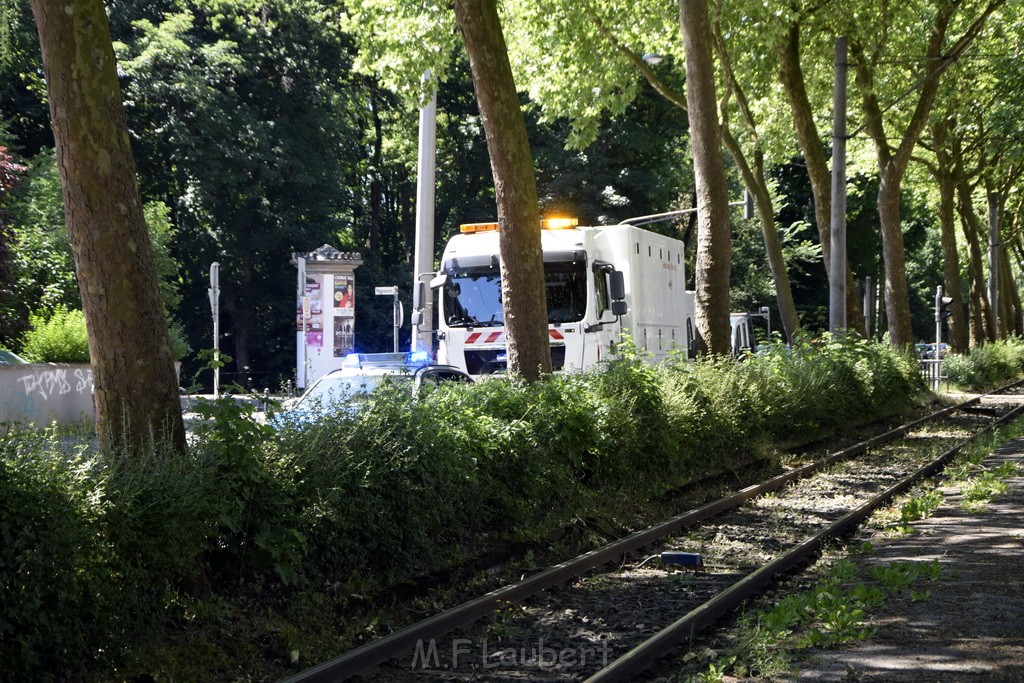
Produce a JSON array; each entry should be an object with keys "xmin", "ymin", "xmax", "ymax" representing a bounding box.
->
[{"xmin": 945, "ymin": 337, "xmax": 1024, "ymax": 390}]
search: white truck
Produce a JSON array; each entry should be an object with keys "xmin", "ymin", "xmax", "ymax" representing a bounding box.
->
[{"xmin": 412, "ymin": 218, "xmax": 698, "ymax": 376}]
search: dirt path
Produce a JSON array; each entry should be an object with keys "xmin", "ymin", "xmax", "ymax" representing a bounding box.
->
[{"xmin": 786, "ymin": 434, "xmax": 1024, "ymax": 682}]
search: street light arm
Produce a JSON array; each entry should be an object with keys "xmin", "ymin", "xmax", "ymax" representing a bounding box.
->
[{"xmin": 585, "ymin": 9, "xmax": 688, "ymax": 112}]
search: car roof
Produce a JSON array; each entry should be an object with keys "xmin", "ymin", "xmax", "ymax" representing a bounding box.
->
[{"xmin": 0, "ymin": 349, "xmax": 27, "ymax": 364}]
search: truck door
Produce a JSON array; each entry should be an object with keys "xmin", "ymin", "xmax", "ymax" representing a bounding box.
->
[{"xmin": 543, "ymin": 251, "xmax": 587, "ymax": 371}]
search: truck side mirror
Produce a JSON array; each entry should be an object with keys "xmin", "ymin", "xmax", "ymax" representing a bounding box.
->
[
  {"xmin": 413, "ymin": 281, "xmax": 426, "ymax": 310},
  {"xmin": 609, "ymin": 270, "xmax": 626, "ymax": 301},
  {"xmin": 612, "ymin": 300, "xmax": 627, "ymax": 316},
  {"xmin": 411, "ymin": 310, "xmax": 423, "ymax": 326}
]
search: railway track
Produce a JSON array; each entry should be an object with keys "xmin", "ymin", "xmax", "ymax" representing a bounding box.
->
[{"xmin": 284, "ymin": 382, "xmax": 1024, "ymax": 683}]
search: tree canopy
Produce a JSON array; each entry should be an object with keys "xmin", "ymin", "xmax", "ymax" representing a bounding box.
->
[{"xmin": 3, "ymin": 0, "xmax": 1024, "ymax": 389}]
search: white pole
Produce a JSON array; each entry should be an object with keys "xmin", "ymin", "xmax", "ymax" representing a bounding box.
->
[
  {"xmin": 935, "ymin": 285, "xmax": 944, "ymax": 392},
  {"xmin": 413, "ymin": 71, "xmax": 438, "ymax": 353},
  {"xmin": 393, "ymin": 290, "xmax": 400, "ymax": 353},
  {"xmin": 298, "ymin": 257, "xmax": 307, "ymax": 389},
  {"xmin": 209, "ymin": 262, "xmax": 220, "ymax": 398}
]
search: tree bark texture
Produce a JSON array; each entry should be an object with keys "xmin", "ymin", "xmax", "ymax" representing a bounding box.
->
[
  {"xmin": 933, "ymin": 156, "xmax": 968, "ymax": 352},
  {"xmin": 874, "ymin": 171, "xmax": 914, "ymax": 346},
  {"xmin": 680, "ymin": 0, "xmax": 731, "ymax": 356},
  {"xmin": 711, "ymin": 27, "xmax": 800, "ymax": 344},
  {"xmin": 849, "ymin": 0, "xmax": 1004, "ymax": 347},
  {"xmin": 957, "ymin": 183, "xmax": 997, "ymax": 343},
  {"xmin": 999, "ymin": 246, "xmax": 1014, "ymax": 337},
  {"xmin": 30, "ymin": 0, "xmax": 185, "ymax": 451},
  {"xmin": 454, "ymin": 0, "xmax": 551, "ymax": 380},
  {"xmin": 1004, "ymin": 246, "xmax": 1023, "ymax": 335},
  {"xmin": 776, "ymin": 24, "xmax": 865, "ymax": 335},
  {"xmin": 719, "ymin": 124, "xmax": 800, "ymax": 343}
]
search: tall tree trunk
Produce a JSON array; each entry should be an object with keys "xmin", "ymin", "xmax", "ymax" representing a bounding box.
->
[
  {"xmin": 596, "ymin": 8, "xmax": 800, "ymax": 344},
  {"xmin": 999, "ymin": 247, "xmax": 1015, "ymax": 337},
  {"xmin": 680, "ymin": 0, "xmax": 731, "ymax": 355},
  {"xmin": 849, "ymin": 0, "xmax": 1002, "ymax": 346},
  {"xmin": 711, "ymin": 26, "xmax": 800, "ymax": 344},
  {"xmin": 30, "ymin": 0, "xmax": 185, "ymax": 451},
  {"xmin": 929, "ymin": 118, "xmax": 968, "ymax": 352},
  {"xmin": 454, "ymin": 0, "xmax": 550, "ymax": 380},
  {"xmin": 369, "ymin": 92, "xmax": 384, "ymax": 253},
  {"xmin": 958, "ymin": 186, "xmax": 997, "ymax": 342},
  {"xmin": 719, "ymin": 125, "xmax": 800, "ymax": 342},
  {"xmin": 401, "ymin": 179, "xmax": 415, "ymax": 261},
  {"xmin": 776, "ymin": 24, "xmax": 865, "ymax": 335},
  {"xmin": 875, "ymin": 169, "xmax": 915, "ymax": 346},
  {"xmin": 986, "ymin": 192, "xmax": 1005, "ymax": 338},
  {"xmin": 1005, "ymin": 245, "xmax": 1023, "ymax": 335},
  {"xmin": 935, "ymin": 164, "xmax": 968, "ymax": 352},
  {"xmin": 226, "ymin": 252, "xmax": 254, "ymax": 381}
]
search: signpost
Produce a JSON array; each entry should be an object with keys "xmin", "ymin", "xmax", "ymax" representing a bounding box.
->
[
  {"xmin": 375, "ymin": 286, "xmax": 401, "ymax": 353},
  {"xmin": 934, "ymin": 285, "xmax": 954, "ymax": 392}
]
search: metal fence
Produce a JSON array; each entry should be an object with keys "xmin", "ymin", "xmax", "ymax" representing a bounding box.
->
[{"xmin": 919, "ymin": 358, "xmax": 944, "ymax": 391}]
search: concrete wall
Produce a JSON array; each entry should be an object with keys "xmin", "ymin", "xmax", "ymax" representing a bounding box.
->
[{"xmin": 0, "ymin": 363, "xmax": 94, "ymax": 426}]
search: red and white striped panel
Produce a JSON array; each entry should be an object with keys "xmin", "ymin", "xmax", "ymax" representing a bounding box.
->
[
  {"xmin": 464, "ymin": 331, "xmax": 504, "ymax": 345},
  {"xmin": 463, "ymin": 329, "xmax": 566, "ymax": 344}
]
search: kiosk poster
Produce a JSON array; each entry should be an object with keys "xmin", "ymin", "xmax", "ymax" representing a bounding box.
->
[
  {"xmin": 296, "ymin": 276, "xmax": 323, "ymax": 331},
  {"xmin": 306, "ymin": 331, "xmax": 323, "ymax": 348},
  {"xmin": 334, "ymin": 275, "xmax": 354, "ymax": 316},
  {"xmin": 333, "ymin": 317, "xmax": 354, "ymax": 357}
]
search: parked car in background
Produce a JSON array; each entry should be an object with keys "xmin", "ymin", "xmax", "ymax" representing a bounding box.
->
[
  {"xmin": 273, "ymin": 352, "xmax": 472, "ymax": 426},
  {"xmin": 915, "ymin": 342, "xmax": 949, "ymax": 360},
  {"xmin": 0, "ymin": 349, "xmax": 27, "ymax": 364}
]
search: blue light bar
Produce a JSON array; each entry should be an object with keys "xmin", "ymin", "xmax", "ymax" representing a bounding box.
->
[{"xmin": 405, "ymin": 350, "xmax": 432, "ymax": 365}]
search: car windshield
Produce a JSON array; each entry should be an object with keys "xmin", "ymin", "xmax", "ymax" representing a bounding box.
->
[
  {"xmin": 296, "ymin": 373, "xmax": 409, "ymax": 409},
  {"xmin": 443, "ymin": 260, "xmax": 587, "ymax": 327}
]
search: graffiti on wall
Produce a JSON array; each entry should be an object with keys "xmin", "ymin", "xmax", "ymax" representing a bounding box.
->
[{"xmin": 16, "ymin": 368, "xmax": 93, "ymax": 400}]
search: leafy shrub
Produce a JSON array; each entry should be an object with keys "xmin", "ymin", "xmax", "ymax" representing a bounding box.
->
[
  {"xmin": 19, "ymin": 305, "xmax": 89, "ymax": 363},
  {"xmin": 0, "ymin": 336, "xmax": 925, "ymax": 677},
  {"xmin": 275, "ymin": 337, "xmax": 921, "ymax": 586},
  {"xmin": 945, "ymin": 338, "xmax": 1024, "ymax": 390},
  {"xmin": 19, "ymin": 304, "xmax": 190, "ymax": 365},
  {"xmin": 0, "ymin": 426, "xmax": 211, "ymax": 679},
  {"xmin": 189, "ymin": 396, "xmax": 305, "ymax": 588},
  {"xmin": 168, "ymin": 319, "xmax": 191, "ymax": 361}
]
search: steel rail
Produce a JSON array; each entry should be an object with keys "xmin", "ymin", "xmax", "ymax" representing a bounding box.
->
[
  {"xmin": 283, "ymin": 381, "xmax": 1022, "ymax": 683},
  {"xmin": 585, "ymin": 398, "xmax": 1024, "ymax": 682}
]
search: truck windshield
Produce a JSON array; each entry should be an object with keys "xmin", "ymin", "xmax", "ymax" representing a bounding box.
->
[
  {"xmin": 444, "ymin": 260, "xmax": 587, "ymax": 327},
  {"xmin": 443, "ymin": 266, "xmax": 503, "ymax": 327}
]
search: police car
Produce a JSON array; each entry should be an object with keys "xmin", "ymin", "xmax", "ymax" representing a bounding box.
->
[{"xmin": 274, "ymin": 352, "xmax": 472, "ymax": 426}]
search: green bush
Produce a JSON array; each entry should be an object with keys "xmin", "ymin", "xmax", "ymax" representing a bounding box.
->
[
  {"xmin": 19, "ymin": 305, "xmax": 89, "ymax": 363},
  {"xmin": 19, "ymin": 305, "xmax": 191, "ymax": 364},
  {"xmin": 0, "ymin": 426, "xmax": 212, "ymax": 679},
  {"xmin": 945, "ymin": 338, "xmax": 1024, "ymax": 390},
  {"xmin": 275, "ymin": 336, "xmax": 921, "ymax": 586},
  {"xmin": 0, "ymin": 336, "xmax": 925, "ymax": 677},
  {"xmin": 189, "ymin": 396, "xmax": 305, "ymax": 589},
  {"xmin": 168, "ymin": 319, "xmax": 191, "ymax": 361}
]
